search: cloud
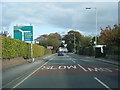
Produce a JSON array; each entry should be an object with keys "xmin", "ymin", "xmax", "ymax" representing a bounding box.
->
[
  {"xmin": 2, "ymin": 2, "xmax": 118, "ymax": 35},
  {"xmin": 1, "ymin": 0, "xmax": 119, "ymax": 2}
]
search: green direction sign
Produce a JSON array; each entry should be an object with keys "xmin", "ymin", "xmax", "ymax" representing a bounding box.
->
[
  {"xmin": 14, "ymin": 26, "xmax": 33, "ymax": 41},
  {"xmin": 14, "ymin": 29, "xmax": 22, "ymax": 40}
]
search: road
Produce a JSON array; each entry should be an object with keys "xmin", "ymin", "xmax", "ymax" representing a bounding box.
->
[{"xmin": 3, "ymin": 53, "xmax": 120, "ymax": 89}]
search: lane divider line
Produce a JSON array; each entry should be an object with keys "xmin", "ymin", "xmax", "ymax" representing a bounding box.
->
[
  {"xmin": 94, "ymin": 77, "xmax": 112, "ymax": 90},
  {"xmin": 77, "ymin": 64, "xmax": 88, "ymax": 72},
  {"xmin": 12, "ymin": 57, "xmax": 54, "ymax": 89},
  {"xmin": 71, "ymin": 60, "xmax": 76, "ymax": 63}
]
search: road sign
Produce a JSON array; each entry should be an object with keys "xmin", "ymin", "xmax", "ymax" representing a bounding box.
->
[
  {"xmin": 47, "ymin": 46, "xmax": 53, "ymax": 49},
  {"xmin": 14, "ymin": 25, "xmax": 33, "ymax": 41},
  {"xmin": 14, "ymin": 29, "xmax": 22, "ymax": 40}
]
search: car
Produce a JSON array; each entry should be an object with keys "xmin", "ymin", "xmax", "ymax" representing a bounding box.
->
[{"xmin": 58, "ymin": 51, "xmax": 64, "ymax": 56}]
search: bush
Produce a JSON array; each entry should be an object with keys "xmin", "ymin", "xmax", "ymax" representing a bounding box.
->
[
  {"xmin": 105, "ymin": 46, "xmax": 120, "ymax": 61},
  {"xmin": 0, "ymin": 36, "xmax": 2, "ymax": 59},
  {"xmin": 78, "ymin": 46, "xmax": 94, "ymax": 56},
  {"xmin": 2, "ymin": 36, "xmax": 52, "ymax": 59},
  {"xmin": 32, "ymin": 44, "xmax": 45, "ymax": 58}
]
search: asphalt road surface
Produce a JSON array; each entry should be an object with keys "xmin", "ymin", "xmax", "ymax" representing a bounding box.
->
[{"xmin": 3, "ymin": 53, "xmax": 120, "ymax": 89}]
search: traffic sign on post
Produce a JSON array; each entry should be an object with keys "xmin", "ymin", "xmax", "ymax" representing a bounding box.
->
[
  {"xmin": 14, "ymin": 25, "xmax": 33, "ymax": 41},
  {"xmin": 14, "ymin": 25, "xmax": 34, "ymax": 62}
]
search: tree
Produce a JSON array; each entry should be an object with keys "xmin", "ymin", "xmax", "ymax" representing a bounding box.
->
[
  {"xmin": 64, "ymin": 30, "xmax": 82, "ymax": 52},
  {"xmin": 37, "ymin": 33, "xmax": 61, "ymax": 52},
  {"xmin": 0, "ymin": 31, "xmax": 11, "ymax": 37},
  {"xmin": 35, "ymin": 34, "xmax": 48, "ymax": 41},
  {"xmin": 48, "ymin": 33, "xmax": 61, "ymax": 40},
  {"xmin": 99, "ymin": 24, "xmax": 120, "ymax": 46},
  {"xmin": 80, "ymin": 36, "xmax": 92, "ymax": 47}
]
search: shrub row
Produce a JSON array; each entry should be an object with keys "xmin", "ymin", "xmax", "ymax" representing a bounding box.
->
[
  {"xmin": 78, "ymin": 46, "xmax": 94, "ymax": 56},
  {"xmin": 2, "ymin": 36, "xmax": 52, "ymax": 59},
  {"xmin": 0, "ymin": 36, "xmax": 2, "ymax": 59},
  {"xmin": 78, "ymin": 45, "xmax": 119, "ymax": 61},
  {"xmin": 105, "ymin": 46, "xmax": 120, "ymax": 61}
]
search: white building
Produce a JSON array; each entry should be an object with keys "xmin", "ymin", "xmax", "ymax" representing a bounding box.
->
[{"xmin": 59, "ymin": 47, "xmax": 68, "ymax": 52}]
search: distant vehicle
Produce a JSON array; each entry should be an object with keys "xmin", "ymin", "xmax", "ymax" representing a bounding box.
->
[{"xmin": 58, "ymin": 51, "xmax": 64, "ymax": 56}]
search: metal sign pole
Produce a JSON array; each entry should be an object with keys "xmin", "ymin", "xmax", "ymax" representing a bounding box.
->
[
  {"xmin": 31, "ymin": 41, "xmax": 34, "ymax": 62},
  {"xmin": 14, "ymin": 25, "xmax": 34, "ymax": 62}
]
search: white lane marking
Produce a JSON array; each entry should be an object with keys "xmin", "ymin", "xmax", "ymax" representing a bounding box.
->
[
  {"xmin": 68, "ymin": 57, "xmax": 76, "ymax": 63},
  {"xmin": 41, "ymin": 65, "xmax": 77, "ymax": 70},
  {"xmin": 65, "ymin": 56, "xmax": 70, "ymax": 57},
  {"xmin": 115, "ymin": 68, "xmax": 119, "ymax": 71},
  {"xmin": 80, "ymin": 59, "xmax": 92, "ymax": 62},
  {"xmin": 72, "ymin": 59, "xmax": 76, "ymax": 60},
  {"xmin": 12, "ymin": 57, "xmax": 54, "ymax": 88},
  {"xmin": 87, "ymin": 68, "xmax": 113, "ymax": 72},
  {"xmin": 78, "ymin": 64, "xmax": 88, "ymax": 72},
  {"xmin": 86, "ymin": 57, "xmax": 90, "ymax": 58},
  {"xmin": 44, "ymin": 55, "xmax": 54, "ymax": 59},
  {"xmin": 49, "ymin": 57, "xmax": 54, "ymax": 60},
  {"xmin": 71, "ymin": 60, "xmax": 76, "ymax": 63},
  {"xmin": 94, "ymin": 77, "xmax": 112, "ymax": 90}
]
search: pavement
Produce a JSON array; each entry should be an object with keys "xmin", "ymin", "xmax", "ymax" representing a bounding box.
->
[
  {"xmin": 2, "ymin": 54, "xmax": 55, "ymax": 88},
  {"xmin": 96, "ymin": 58, "xmax": 120, "ymax": 66},
  {"xmin": 2, "ymin": 54, "xmax": 54, "ymax": 72},
  {"xmin": 81, "ymin": 55, "xmax": 120, "ymax": 66}
]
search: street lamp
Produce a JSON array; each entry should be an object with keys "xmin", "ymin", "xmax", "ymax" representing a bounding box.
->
[{"xmin": 86, "ymin": 7, "xmax": 98, "ymax": 45}]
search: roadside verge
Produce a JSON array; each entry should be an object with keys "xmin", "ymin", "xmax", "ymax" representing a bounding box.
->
[{"xmin": 2, "ymin": 54, "xmax": 55, "ymax": 72}]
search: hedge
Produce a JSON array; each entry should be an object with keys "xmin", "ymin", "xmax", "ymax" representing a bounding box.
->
[
  {"xmin": 2, "ymin": 36, "xmax": 52, "ymax": 59},
  {"xmin": 105, "ymin": 46, "xmax": 120, "ymax": 61},
  {"xmin": 78, "ymin": 45, "xmax": 119, "ymax": 61},
  {"xmin": 32, "ymin": 44, "xmax": 45, "ymax": 58},
  {"xmin": 0, "ymin": 36, "xmax": 2, "ymax": 59},
  {"xmin": 78, "ymin": 46, "xmax": 94, "ymax": 56}
]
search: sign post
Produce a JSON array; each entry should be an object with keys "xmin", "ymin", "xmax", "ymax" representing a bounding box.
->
[
  {"xmin": 31, "ymin": 42, "xmax": 34, "ymax": 62},
  {"xmin": 14, "ymin": 25, "xmax": 34, "ymax": 62}
]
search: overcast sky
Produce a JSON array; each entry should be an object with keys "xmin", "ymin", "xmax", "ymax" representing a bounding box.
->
[{"xmin": 1, "ymin": 1, "xmax": 119, "ymax": 39}]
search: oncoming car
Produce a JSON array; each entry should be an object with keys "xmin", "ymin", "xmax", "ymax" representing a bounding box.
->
[{"xmin": 58, "ymin": 51, "xmax": 64, "ymax": 56}]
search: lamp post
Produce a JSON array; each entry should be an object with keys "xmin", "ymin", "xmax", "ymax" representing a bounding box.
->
[{"xmin": 86, "ymin": 7, "xmax": 98, "ymax": 45}]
